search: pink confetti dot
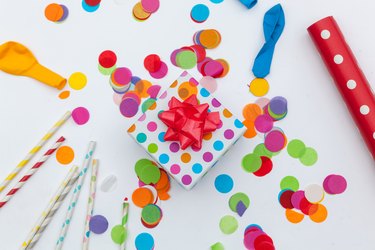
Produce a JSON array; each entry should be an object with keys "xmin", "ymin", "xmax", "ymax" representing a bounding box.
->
[{"xmin": 72, "ymin": 107, "xmax": 90, "ymax": 125}]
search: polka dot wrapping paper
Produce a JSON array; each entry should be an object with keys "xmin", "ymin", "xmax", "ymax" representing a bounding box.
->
[
  {"xmin": 128, "ymin": 71, "xmax": 246, "ymax": 190},
  {"xmin": 308, "ymin": 16, "xmax": 375, "ymax": 159}
]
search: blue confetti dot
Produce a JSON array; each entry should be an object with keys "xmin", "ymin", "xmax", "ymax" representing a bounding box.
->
[
  {"xmin": 159, "ymin": 154, "xmax": 169, "ymax": 164},
  {"xmin": 200, "ymin": 88, "xmax": 210, "ymax": 97},
  {"xmin": 213, "ymin": 140, "xmax": 224, "ymax": 151},
  {"xmin": 210, "ymin": 0, "xmax": 224, "ymax": 3},
  {"xmin": 191, "ymin": 4, "xmax": 210, "ymax": 23},
  {"xmin": 158, "ymin": 132, "xmax": 166, "ymax": 142},
  {"xmin": 234, "ymin": 119, "xmax": 244, "ymax": 128},
  {"xmin": 214, "ymin": 174, "xmax": 234, "ymax": 193},
  {"xmin": 192, "ymin": 163, "xmax": 203, "ymax": 174},
  {"xmin": 66, "ymin": 219, "xmax": 70, "ymax": 224},
  {"xmin": 135, "ymin": 232, "xmax": 154, "ymax": 250}
]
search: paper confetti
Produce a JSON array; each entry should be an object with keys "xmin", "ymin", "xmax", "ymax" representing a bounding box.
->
[
  {"xmin": 68, "ymin": 72, "xmax": 87, "ymax": 90},
  {"xmin": 135, "ymin": 232, "xmax": 155, "ymax": 250},
  {"xmin": 229, "ymin": 192, "xmax": 250, "ymax": 213},
  {"xmin": 72, "ymin": 107, "xmax": 90, "ymax": 125},
  {"xmin": 219, "ymin": 215, "xmax": 238, "ymax": 235},
  {"xmin": 243, "ymin": 224, "xmax": 275, "ymax": 250},
  {"xmin": 89, "ymin": 215, "xmax": 109, "ymax": 234},
  {"xmin": 100, "ymin": 174, "xmax": 118, "ymax": 192},
  {"xmin": 44, "ymin": 3, "xmax": 69, "ymax": 23},
  {"xmin": 191, "ymin": 4, "xmax": 210, "ymax": 23},
  {"xmin": 214, "ymin": 174, "xmax": 234, "ymax": 194},
  {"xmin": 279, "ymin": 174, "xmax": 347, "ymax": 224},
  {"xmin": 56, "ymin": 146, "xmax": 75, "ymax": 165}
]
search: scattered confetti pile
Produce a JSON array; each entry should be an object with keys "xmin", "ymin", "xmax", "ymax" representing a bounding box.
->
[
  {"xmin": 279, "ymin": 174, "xmax": 347, "ymax": 224},
  {"xmin": 243, "ymin": 224, "xmax": 275, "ymax": 250},
  {"xmin": 132, "ymin": 159, "xmax": 171, "ymax": 229}
]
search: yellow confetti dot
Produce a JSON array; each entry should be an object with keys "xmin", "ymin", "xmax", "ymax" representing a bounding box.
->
[
  {"xmin": 68, "ymin": 72, "xmax": 87, "ymax": 90},
  {"xmin": 249, "ymin": 78, "xmax": 269, "ymax": 97}
]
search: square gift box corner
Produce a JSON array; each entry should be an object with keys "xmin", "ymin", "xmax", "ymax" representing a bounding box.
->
[{"xmin": 128, "ymin": 71, "xmax": 245, "ymax": 190}]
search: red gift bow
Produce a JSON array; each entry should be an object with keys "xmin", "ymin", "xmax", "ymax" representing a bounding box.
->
[{"xmin": 158, "ymin": 94, "xmax": 221, "ymax": 150}]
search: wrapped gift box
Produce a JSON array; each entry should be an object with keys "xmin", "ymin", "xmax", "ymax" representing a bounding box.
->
[{"xmin": 128, "ymin": 71, "xmax": 245, "ymax": 190}]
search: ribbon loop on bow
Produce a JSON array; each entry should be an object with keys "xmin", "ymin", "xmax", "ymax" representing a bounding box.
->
[{"xmin": 158, "ymin": 94, "xmax": 221, "ymax": 150}]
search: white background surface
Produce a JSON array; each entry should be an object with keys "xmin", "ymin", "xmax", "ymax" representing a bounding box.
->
[{"xmin": 0, "ymin": 0, "xmax": 374, "ymax": 249}]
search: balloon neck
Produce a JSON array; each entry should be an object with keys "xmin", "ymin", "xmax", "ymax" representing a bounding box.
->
[{"xmin": 23, "ymin": 62, "xmax": 66, "ymax": 90}]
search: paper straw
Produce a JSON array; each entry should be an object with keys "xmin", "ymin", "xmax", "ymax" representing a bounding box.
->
[
  {"xmin": 0, "ymin": 111, "xmax": 71, "ymax": 194},
  {"xmin": 308, "ymin": 16, "xmax": 375, "ymax": 159},
  {"xmin": 0, "ymin": 136, "xmax": 65, "ymax": 208},
  {"xmin": 82, "ymin": 159, "xmax": 99, "ymax": 250},
  {"xmin": 55, "ymin": 141, "xmax": 96, "ymax": 250},
  {"xmin": 21, "ymin": 166, "xmax": 79, "ymax": 249},
  {"xmin": 121, "ymin": 198, "xmax": 129, "ymax": 250}
]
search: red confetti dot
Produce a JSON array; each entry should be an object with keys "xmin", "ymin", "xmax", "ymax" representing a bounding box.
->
[
  {"xmin": 85, "ymin": 0, "xmax": 101, "ymax": 6},
  {"xmin": 279, "ymin": 190, "xmax": 294, "ymax": 209},
  {"xmin": 253, "ymin": 156, "xmax": 273, "ymax": 177},
  {"xmin": 144, "ymin": 54, "xmax": 162, "ymax": 73},
  {"xmin": 99, "ymin": 50, "xmax": 117, "ymax": 68}
]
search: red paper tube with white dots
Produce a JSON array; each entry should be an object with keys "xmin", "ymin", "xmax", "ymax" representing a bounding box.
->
[{"xmin": 308, "ymin": 16, "xmax": 375, "ymax": 160}]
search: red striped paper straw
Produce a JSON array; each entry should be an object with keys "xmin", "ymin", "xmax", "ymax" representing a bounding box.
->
[
  {"xmin": 308, "ymin": 16, "xmax": 375, "ymax": 159},
  {"xmin": 0, "ymin": 136, "xmax": 65, "ymax": 208}
]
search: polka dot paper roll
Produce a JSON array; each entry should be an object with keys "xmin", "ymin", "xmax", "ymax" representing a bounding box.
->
[
  {"xmin": 128, "ymin": 71, "xmax": 246, "ymax": 190},
  {"xmin": 308, "ymin": 16, "xmax": 375, "ymax": 159}
]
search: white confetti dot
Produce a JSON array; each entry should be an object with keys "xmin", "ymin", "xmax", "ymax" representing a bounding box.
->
[
  {"xmin": 360, "ymin": 105, "xmax": 370, "ymax": 115},
  {"xmin": 334, "ymin": 55, "xmax": 344, "ymax": 64},
  {"xmin": 305, "ymin": 184, "xmax": 324, "ymax": 203},
  {"xmin": 347, "ymin": 80, "xmax": 357, "ymax": 90},
  {"xmin": 321, "ymin": 30, "xmax": 331, "ymax": 39}
]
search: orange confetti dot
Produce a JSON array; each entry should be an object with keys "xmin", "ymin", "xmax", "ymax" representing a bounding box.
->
[
  {"xmin": 243, "ymin": 103, "xmax": 262, "ymax": 121},
  {"xmin": 155, "ymin": 170, "xmax": 169, "ymax": 191},
  {"xmin": 285, "ymin": 209, "xmax": 304, "ymax": 224},
  {"xmin": 135, "ymin": 80, "xmax": 152, "ymax": 98},
  {"xmin": 242, "ymin": 120, "xmax": 257, "ymax": 139},
  {"xmin": 45, "ymin": 3, "xmax": 64, "ymax": 22},
  {"xmin": 181, "ymin": 153, "xmax": 191, "ymax": 163},
  {"xmin": 170, "ymin": 80, "xmax": 178, "ymax": 88},
  {"xmin": 58, "ymin": 90, "xmax": 70, "ymax": 99},
  {"xmin": 148, "ymin": 101, "xmax": 157, "ymax": 110},
  {"xmin": 309, "ymin": 204, "xmax": 328, "ymax": 223},
  {"xmin": 132, "ymin": 187, "xmax": 154, "ymax": 208},
  {"xmin": 56, "ymin": 146, "xmax": 74, "ymax": 165}
]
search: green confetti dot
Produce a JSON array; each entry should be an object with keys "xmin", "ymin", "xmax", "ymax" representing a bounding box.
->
[
  {"xmin": 228, "ymin": 192, "xmax": 250, "ymax": 213},
  {"xmin": 141, "ymin": 204, "xmax": 161, "ymax": 224},
  {"xmin": 211, "ymin": 242, "xmax": 225, "ymax": 250},
  {"xmin": 280, "ymin": 176, "xmax": 299, "ymax": 191},
  {"xmin": 147, "ymin": 143, "xmax": 158, "ymax": 154},
  {"xmin": 98, "ymin": 64, "xmax": 116, "ymax": 75},
  {"xmin": 242, "ymin": 153, "xmax": 262, "ymax": 173},
  {"xmin": 139, "ymin": 164, "xmax": 161, "ymax": 184},
  {"xmin": 135, "ymin": 159, "xmax": 153, "ymax": 177},
  {"xmin": 253, "ymin": 143, "xmax": 279, "ymax": 158},
  {"xmin": 299, "ymin": 147, "xmax": 318, "ymax": 166},
  {"xmin": 91, "ymin": 176, "xmax": 96, "ymax": 181},
  {"xmin": 219, "ymin": 215, "xmax": 238, "ymax": 235},
  {"xmin": 287, "ymin": 139, "xmax": 306, "ymax": 158},
  {"xmin": 111, "ymin": 225, "xmax": 127, "ymax": 245},
  {"xmin": 176, "ymin": 50, "xmax": 198, "ymax": 69}
]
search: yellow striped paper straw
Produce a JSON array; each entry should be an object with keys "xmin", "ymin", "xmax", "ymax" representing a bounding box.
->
[
  {"xmin": 21, "ymin": 165, "xmax": 79, "ymax": 249},
  {"xmin": 0, "ymin": 111, "xmax": 71, "ymax": 193}
]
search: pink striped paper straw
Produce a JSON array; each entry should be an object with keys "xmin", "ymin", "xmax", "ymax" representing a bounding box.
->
[{"xmin": 0, "ymin": 136, "xmax": 65, "ymax": 208}]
